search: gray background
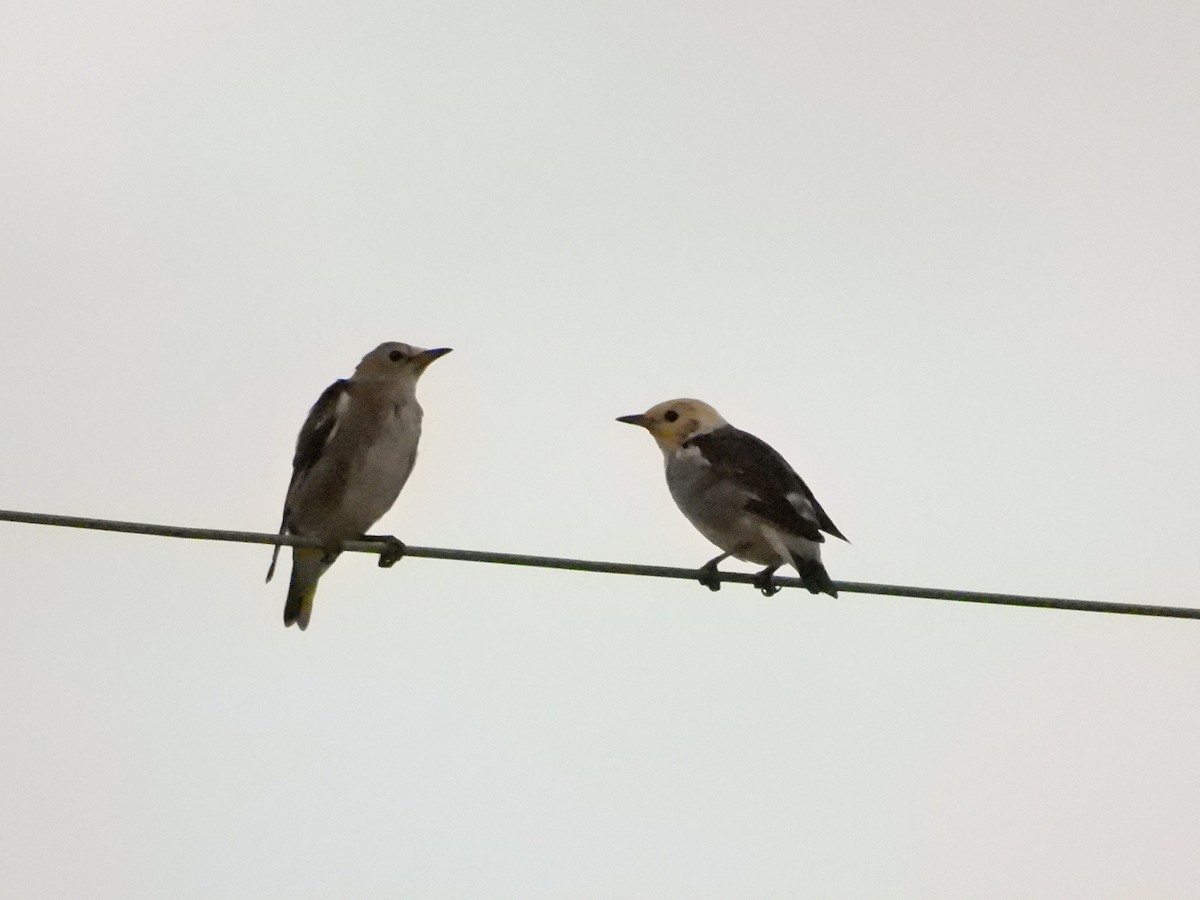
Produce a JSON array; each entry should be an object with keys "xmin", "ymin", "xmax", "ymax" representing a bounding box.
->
[{"xmin": 3, "ymin": 0, "xmax": 1199, "ymax": 896}]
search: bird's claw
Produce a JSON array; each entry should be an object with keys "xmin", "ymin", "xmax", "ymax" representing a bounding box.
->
[
  {"xmin": 697, "ymin": 564, "xmax": 723, "ymax": 592},
  {"xmin": 753, "ymin": 569, "xmax": 781, "ymax": 597},
  {"xmin": 368, "ymin": 535, "xmax": 407, "ymax": 568}
]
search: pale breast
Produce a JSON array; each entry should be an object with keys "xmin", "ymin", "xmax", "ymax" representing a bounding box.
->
[
  {"xmin": 289, "ymin": 395, "xmax": 424, "ymax": 540},
  {"xmin": 665, "ymin": 447, "xmax": 777, "ymax": 565},
  {"xmin": 339, "ymin": 399, "xmax": 423, "ymax": 529}
]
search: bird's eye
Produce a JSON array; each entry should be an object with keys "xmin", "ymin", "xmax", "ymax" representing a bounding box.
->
[
  {"xmin": 664, "ymin": 410, "xmax": 679, "ymax": 423},
  {"xmin": 388, "ymin": 350, "xmax": 405, "ymax": 362}
]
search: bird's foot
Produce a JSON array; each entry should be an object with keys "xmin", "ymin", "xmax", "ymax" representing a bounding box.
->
[
  {"xmin": 365, "ymin": 534, "xmax": 407, "ymax": 568},
  {"xmin": 753, "ymin": 567, "xmax": 781, "ymax": 597},
  {"xmin": 697, "ymin": 561, "xmax": 724, "ymax": 592}
]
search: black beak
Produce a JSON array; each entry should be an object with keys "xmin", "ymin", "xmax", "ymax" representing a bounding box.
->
[{"xmin": 414, "ymin": 347, "xmax": 453, "ymax": 370}]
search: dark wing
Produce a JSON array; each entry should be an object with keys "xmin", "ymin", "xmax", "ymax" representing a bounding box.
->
[
  {"xmin": 686, "ymin": 426, "xmax": 847, "ymax": 543},
  {"xmin": 291, "ymin": 379, "xmax": 352, "ymax": 476},
  {"xmin": 266, "ymin": 379, "xmax": 351, "ymax": 582}
]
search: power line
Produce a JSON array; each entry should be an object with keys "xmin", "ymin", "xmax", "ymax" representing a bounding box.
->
[{"xmin": 2, "ymin": 507, "xmax": 1196, "ymax": 620}]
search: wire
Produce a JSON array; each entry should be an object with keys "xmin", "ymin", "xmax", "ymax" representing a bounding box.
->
[{"xmin": 2, "ymin": 507, "xmax": 1196, "ymax": 619}]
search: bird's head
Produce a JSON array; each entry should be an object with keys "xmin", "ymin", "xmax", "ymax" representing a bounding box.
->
[
  {"xmin": 616, "ymin": 398, "xmax": 727, "ymax": 452},
  {"xmin": 355, "ymin": 342, "xmax": 452, "ymax": 380}
]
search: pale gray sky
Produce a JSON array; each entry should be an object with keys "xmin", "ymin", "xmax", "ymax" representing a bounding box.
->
[{"xmin": 3, "ymin": 0, "xmax": 1199, "ymax": 897}]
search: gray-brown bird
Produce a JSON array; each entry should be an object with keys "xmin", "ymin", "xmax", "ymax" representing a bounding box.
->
[{"xmin": 266, "ymin": 341, "xmax": 451, "ymax": 629}]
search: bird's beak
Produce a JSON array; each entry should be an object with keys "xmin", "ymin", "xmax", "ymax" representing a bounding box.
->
[
  {"xmin": 616, "ymin": 413, "xmax": 648, "ymax": 428},
  {"xmin": 413, "ymin": 347, "xmax": 452, "ymax": 371}
]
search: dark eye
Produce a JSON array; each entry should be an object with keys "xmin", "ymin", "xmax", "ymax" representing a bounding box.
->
[
  {"xmin": 388, "ymin": 350, "xmax": 406, "ymax": 362},
  {"xmin": 664, "ymin": 410, "xmax": 679, "ymax": 423}
]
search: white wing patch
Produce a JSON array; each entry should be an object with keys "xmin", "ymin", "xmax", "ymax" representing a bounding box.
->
[
  {"xmin": 322, "ymin": 390, "xmax": 351, "ymax": 451},
  {"xmin": 786, "ymin": 490, "xmax": 818, "ymax": 521}
]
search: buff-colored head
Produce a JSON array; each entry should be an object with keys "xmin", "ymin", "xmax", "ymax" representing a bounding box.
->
[
  {"xmin": 353, "ymin": 342, "xmax": 452, "ymax": 380},
  {"xmin": 616, "ymin": 398, "xmax": 728, "ymax": 451}
]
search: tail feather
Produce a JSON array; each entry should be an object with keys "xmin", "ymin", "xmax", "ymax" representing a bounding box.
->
[
  {"xmin": 284, "ymin": 547, "xmax": 330, "ymax": 630},
  {"xmin": 789, "ymin": 552, "xmax": 838, "ymax": 598},
  {"xmin": 265, "ymin": 539, "xmax": 283, "ymax": 583},
  {"xmin": 265, "ymin": 513, "xmax": 289, "ymax": 583}
]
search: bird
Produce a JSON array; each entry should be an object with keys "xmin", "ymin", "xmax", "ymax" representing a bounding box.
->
[
  {"xmin": 617, "ymin": 399, "xmax": 846, "ymax": 597},
  {"xmin": 266, "ymin": 341, "xmax": 451, "ymax": 629}
]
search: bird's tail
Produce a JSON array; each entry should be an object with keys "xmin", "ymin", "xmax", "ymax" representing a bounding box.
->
[
  {"xmin": 789, "ymin": 551, "xmax": 838, "ymax": 598},
  {"xmin": 284, "ymin": 547, "xmax": 332, "ymax": 630}
]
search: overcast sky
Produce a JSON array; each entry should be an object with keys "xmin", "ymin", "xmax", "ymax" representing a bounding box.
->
[{"xmin": 3, "ymin": 0, "xmax": 1199, "ymax": 897}]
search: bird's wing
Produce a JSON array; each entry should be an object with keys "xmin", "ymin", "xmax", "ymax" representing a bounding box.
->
[
  {"xmin": 686, "ymin": 426, "xmax": 847, "ymax": 543},
  {"xmin": 291, "ymin": 378, "xmax": 353, "ymax": 477},
  {"xmin": 266, "ymin": 379, "xmax": 352, "ymax": 581}
]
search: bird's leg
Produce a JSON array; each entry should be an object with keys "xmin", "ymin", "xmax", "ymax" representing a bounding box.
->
[
  {"xmin": 364, "ymin": 534, "xmax": 407, "ymax": 568},
  {"xmin": 697, "ymin": 552, "xmax": 731, "ymax": 592},
  {"xmin": 753, "ymin": 565, "xmax": 781, "ymax": 597}
]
